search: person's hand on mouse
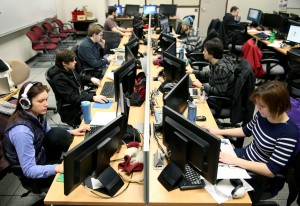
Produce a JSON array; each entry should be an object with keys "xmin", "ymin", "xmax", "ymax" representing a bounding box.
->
[
  {"xmin": 91, "ymin": 77, "xmax": 101, "ymax": 87},
  {"xmin": 201, "ymin": 125, "xmax": 222, "ymax": 135},
  {"xmin": 93, "ymin": 95, "xmax": 108, "ymax": 104}
]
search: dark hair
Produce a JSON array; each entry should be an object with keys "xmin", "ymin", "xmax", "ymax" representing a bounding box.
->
[
  {"xmin": 9, "ymin": 82, "xmax": 50, "ymax": 123},
  {"xmin": 204, "ymin": 38, "xmax": 223, "ymax": 59},
  {"xmin": 108, "ymin": 6, "xmax": 117, "ymax": 15},
  {"xmin": 87, "ymin": 24, "xmax": 103, "ymax": 37},
  {"xmin": 230, "ymin": 6, "xmax": 239, "ymax": 13},
  {"xmin": 250, "ymin": 80, "xmax": 291, "ymax": 118},
  {"xmin": 55, "ymin": 49, "xmax": 76, "ymax": 70}
]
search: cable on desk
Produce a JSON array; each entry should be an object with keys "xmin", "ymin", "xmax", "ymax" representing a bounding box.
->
[{"xmin": 153, "ymin": 125, "xmax": 170, "ymax": 162}]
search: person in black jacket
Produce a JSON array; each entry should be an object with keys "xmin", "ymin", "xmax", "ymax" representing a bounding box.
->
[
  {"xmin": 50, "ymin": 49, "xmax": 108, "ymax": 127},
  {"xmin": 223, "ymin": 6, "xmax": 240, "ymax": 27}
]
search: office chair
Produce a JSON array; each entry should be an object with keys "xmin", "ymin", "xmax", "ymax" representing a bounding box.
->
[
  {"xmin": 286, "ymin": 49, "xmax": 300, "ymax": 98},
  {"xmin": 208, "ymin": 59, "xmax": 255, "ymax": 148},
  {"xmin": 54, "ymin": 18, "xmax": 77, "ymax": 42},
  {"xmin": 242, "ymin": 39, "xmax": 285, "ymax": 83},
  {"xmin": 31, "ymin": 26, "xmax": 61, "ymax": 45},
  {"xmin": 42, "ymin": 22, "xmax": 70, "ymax": 45},
  {"xmin": 103, "ymin": 31, "xmax": 121, "ymax": 54}
]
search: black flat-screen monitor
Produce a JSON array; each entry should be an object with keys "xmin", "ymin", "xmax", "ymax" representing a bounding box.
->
[
  {"xmin": 159, "ymin": 33, "xmax": 176, "ymax": 52},
  {"xmin": 124, "ymin": 4, "xmax": 140, "ymax": 17},
  {"xmin": 165, "ymin": 42, "xmax": 176, "ymax": 57},
  {"xmin": 160, "ymin": 18, "xmax": 170, "ymax": 33},
  {"xmin": 162, "ymin": 51, "xmax": 186, "ymax": 82},
  {"xmin": 290, "ymin": 13, "xmax": 299, "ymax": 21},
  {"xmin": 133, "ymin": 20, "xmax": 144, "ymax": 40},
  {"xmin": 63, "ymin": 114, "xmax": 126, "ymax": 195},
  {"xmin": 113, "ymin": 58, "xmax": 137, "ymax": 102},
  {"xmin": 247, "ymin": 8, "xmax": 263, "ymax": 24},
  {"xmin": 163, "ymin": 74, "xmax": 189, "ymax": 114},
  {"xmin": 143, "ymin": 5, "xmax": 157, "ymax": 15},
  {"xmin": 159, "ymin": 4, "xmax": 177, "ymax": 17},
  {"xmin": 124, "ymin": 35, "xmax": 139, "ymax": 59},
  {"xmin": 279, "ymin": 12, "xmax": 289, "ymax": 18},
  {"xmin": 115, "ymin": 5, "xmax": 123, "ymax": 15},
  {"xmin": 125, "ymin": 44, "xmax": 134, "ymax": 61},
  {"xmin": 262, "ymin": 13, "xmax": 287, "ymax": 31},
  {"xmin": 162, "ymin": 105, "xmax": 221, "ymax": 184}
]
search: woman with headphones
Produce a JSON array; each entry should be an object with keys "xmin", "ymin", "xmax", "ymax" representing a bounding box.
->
[
  {"xmin": 177, "ymin": 16, "xmax": 202, "ymax": 55},
  {"xmin": 3, "ymin": 81, "xmax": 89, "ymax": 188}
]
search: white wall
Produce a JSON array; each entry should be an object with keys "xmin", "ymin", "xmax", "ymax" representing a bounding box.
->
[{"xmin": 0, "ymin": 0, "xmax": 299, "ymax": 62}]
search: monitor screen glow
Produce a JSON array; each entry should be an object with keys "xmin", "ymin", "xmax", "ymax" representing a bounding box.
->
[
  {"xmin": 143, "ymin": 5, "xmax": 157, "ymax": 15},
  {"xmin": 115, "ymin": 5, "xmax": 122, "ymax": 15},
  {"xmin": 287, "ymin": 25, "xmax": 300, "ymax": 44}
]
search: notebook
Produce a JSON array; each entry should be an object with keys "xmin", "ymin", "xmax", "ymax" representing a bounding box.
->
[
  {"xmin": 90, "ymin": 112, "xmax": 118, "ymax": 126},
  {"xmin": 0, "ymin": 77, "xmax": 11, "ymax": 95}
]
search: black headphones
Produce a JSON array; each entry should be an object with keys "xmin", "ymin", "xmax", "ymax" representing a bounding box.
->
[
  {"xmin": 19, "ymin": 82, "xmax": 38, "ymax": 110},
  {"xmin": 216, "ymin": 179, "xmax": 245, "ymax": 199}
]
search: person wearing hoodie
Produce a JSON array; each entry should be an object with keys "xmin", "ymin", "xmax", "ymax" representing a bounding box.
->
[
  {"xmin": 186, "ymin": 38, "xmax": 235, "ymax": 110},
  {"xmin": 49, "ymin": 49, "xmax": 108, "ymax": 127}
]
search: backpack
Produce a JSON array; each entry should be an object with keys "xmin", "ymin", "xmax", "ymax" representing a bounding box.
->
[
  {"xmin": 129, "ymin": 72, "xmax": 146, "ymax": 106},
  {"xmin": 287, "ymin": 97, "xmax": 300, "ymax": 159}
]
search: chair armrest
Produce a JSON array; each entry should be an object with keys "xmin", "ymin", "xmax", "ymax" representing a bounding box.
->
[
  {"xmin": 190, "ymin": 61, "xmax": 209, "ymax": 70},
  {"xmin": 261, "ymin": 59, "xmax": 280, "ymax": 64},
  {"xmin": 207, "ymin": 95, "xmax": 232, "ymax": 104}
]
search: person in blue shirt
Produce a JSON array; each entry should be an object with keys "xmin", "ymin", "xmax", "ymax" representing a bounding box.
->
[
  {"xmin": 204, "ymin": 80, "xmax": 299, "ymax": 178},
  {"xmin": 3, "ymin": 81, "xmax": 89, "ymax": 187}
]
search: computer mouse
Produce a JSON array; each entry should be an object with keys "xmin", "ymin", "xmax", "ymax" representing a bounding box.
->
[
  {"xmin": 111, "ymin": 70, "xmax": 115, "ymax": 72},
  {"xmin": 196, "ymin": 116, "xmax": 206, "ymax": 121}
]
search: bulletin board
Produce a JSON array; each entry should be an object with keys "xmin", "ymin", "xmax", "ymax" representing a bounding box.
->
[{"xmin": 287, "ymin": 0, "xmax": 300, "ymax": 8}]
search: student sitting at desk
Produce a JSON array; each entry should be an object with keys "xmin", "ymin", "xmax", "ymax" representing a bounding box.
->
[
  {"xmin": 177, "ymin": 16, "xmax": 202, "ymax": 55},
  {"xmin": 50, "ymin": 49, "xmax": 108, "ymax": 127},
  {"xmin": 186, "ymin": 38, "xmax": 235, "ymax": 111},
  {"xmin": 203, "ymin": 81, "xmax": 298, "ymax": 195},
  {"xmin": 3, "ymin": 81, "xmax": 89, "ymax": 189},
  {"xmin": 104, "ymin": 6, "xmax": 132, "ymax": 37},
  {"xmin": 78, "ymin": 24, "xmax": 116, "ymax": 79}
]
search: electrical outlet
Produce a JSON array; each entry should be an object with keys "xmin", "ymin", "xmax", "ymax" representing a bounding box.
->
[{"xmin": 195, "ymin": 8, "xmax": 198, "ymax": 12}]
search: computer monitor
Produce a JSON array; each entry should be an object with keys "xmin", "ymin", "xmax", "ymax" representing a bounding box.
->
[
  {"xmin": 115, "ymin": 5, "xmax": 123, "ymax": 15},
  {"xmin": 279, "ymin": 11, "xmax": 289, "ymax": 18},
  {"xmin": 124, "ymin": 35, "xmax": 139, "ymax": 59},
  {"xmin": 143, "ymin": 5, "xmax": 157, "ymax": 15},
  {"xmin": 113, "ymin": 58, "xmax": 137, "ymax": 102},
  {"xmin": 282, "ymin": 19, "xmax": 300, "ymax": 36},
  {"xmin": 159, "ymin": 4, "xmax": 177, "ymax": 17},
  {"xmin": 162, "ymin": 105, "xmax": 221, "ymax": 184},
  {"xmin": 125, "ymin": 44, "xmax": 134, "ymax": 62},
  {"xmin": 290, "ymin": 13, "xmax": 299, "ymax": 21},
  {"xmin": 160, "ymin": 18, "xmax": 170, "ymax": 34},
  {"xmin": 117, "ymin": 83, "xmax": 130, "ymax": 118},
  {"xmin": 165, "ymin": 42, "xmax": 176, "ymax": 57},
  {"xmin": 163, "ymin": 74, "xmax": 189, "ymax": 114},
  {"xmin": 162, "ymin": 50, "xmax": 186, "ymax": 82},
  {"xmin": 262, "ymin": 13, "xmax": 287, "ymax": 31},
  {"xmin": 124, "ymin": 4, "xmax": 140, "ymax": 17},
  {"xmin": 133, "ymin": 20, "xmax": 144, "ymax": 40},
  {"xmin": 159, "ymin": 33, "xmax": 176, "ymax": 52},
  {"xmin": 287, "ymin": 25, "xmax": 300, "ymax": 44},
  {"xmin": 63, "ymin": 114, "xmax": 126, "ymax": 195},
  {"xmin": 247, "ymin": 8, "xmax": 263, "ymax": 25}
]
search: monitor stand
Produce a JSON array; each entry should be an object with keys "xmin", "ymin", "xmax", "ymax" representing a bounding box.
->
[{"xmin": 84, "ymin": 166, "xmax": 124, "ymax": 197}]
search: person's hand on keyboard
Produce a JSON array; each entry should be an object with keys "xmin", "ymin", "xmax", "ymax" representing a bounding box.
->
[
  {"xmin": 70, "ymin": 125, "xmax": 91, "ymax": 136},
  {"xmin": 91, "ymin": 77, "xmax": 101, "ymax": 87},
  {"xmin": 93, "ymin": 95, "xmax": 109, "ymax": 104},
  {"xmin": 192, "ymin": 79, "xmax": 202, "ymax": 88},
  {"xmin": 107, "ymin": 54, "xmax": 116, "ymax": 63}
]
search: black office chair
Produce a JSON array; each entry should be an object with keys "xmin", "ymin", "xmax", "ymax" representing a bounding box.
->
[
  {"xmin": 103, "ymin": 31, "xmax": 121, "ymax": 54},
  {"xmin": 286, "ymin": 49, "xmax": 300, "ymax": 98},
  {"xmin": 208, "ymin": 59, "xmax": 255, "ymax": 148}
]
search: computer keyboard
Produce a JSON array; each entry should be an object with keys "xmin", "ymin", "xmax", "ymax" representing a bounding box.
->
[
  {"xmin": 179, "ymin": 164, "xmax": 206, "ymax": 190},
  {"xmin": 85, "ymin": 125, "xmax": 103, "ymax": 139},
  {"xmin": 254, "ymin": 32, "xmax": 270, "ymax": 40},
  {"xmin": 100, "ymin": 82, "xmax": 115, "ymax": 97}
]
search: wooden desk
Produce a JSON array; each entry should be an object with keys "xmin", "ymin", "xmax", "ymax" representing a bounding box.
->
[
  {"xmin": 248, "ymin": 30, "xmax": 290, "ymax": 55},
  {"xmin": 70, "ymin": 19, "xmax": 98, "ymax": 35},
  {"xmin": 0, "ymin": 88, "xmax": 18, "ymax": 102}
]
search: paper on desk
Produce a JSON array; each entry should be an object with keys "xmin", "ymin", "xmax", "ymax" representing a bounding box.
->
[
  {"xmin": 247, "ymin": 29, "xmax": 260, "ymax": 33},
  {"xmin": 267, "ymin": 41, "xmax": 283, "ymax": 48},
  {"xmin": 106, "ymin": 71, "xmax": 114, "ymax": 80},
  {"xmin": 204, "ymin": 179, "xmax": 254, "ymax": 204},
  {"xmin": 218, "ymin": 139, "xmax": 251, "ymax": 179},
  {"xmin": 90, "ymin": 112, "xmax": 117, "ymax": 126}
]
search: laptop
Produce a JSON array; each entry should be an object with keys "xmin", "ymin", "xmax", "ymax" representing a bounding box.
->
[{"xmin": 0, "ymin": 77, "xmax": 11, "ymax": 95}]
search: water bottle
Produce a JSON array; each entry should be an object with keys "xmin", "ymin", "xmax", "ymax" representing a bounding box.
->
[
  {"xmin": 187, "ymin": 100, "xmax": 197, "ymax": 122},
  {"xmin": 81, "ymin": 101, "xmax": 92, "ymax": 124},
  {"xmin": 269, "ymin": 31, "xmax": 275, "ymax": 43},
  {"xmin": 179, "ymin": 48, "xmax": 184, "ymax": 59}
]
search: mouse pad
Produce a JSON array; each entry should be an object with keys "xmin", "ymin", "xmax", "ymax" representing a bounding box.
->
[{"xmin": 92, "ymin": 100, "xmax": 114, "ymax": 109}]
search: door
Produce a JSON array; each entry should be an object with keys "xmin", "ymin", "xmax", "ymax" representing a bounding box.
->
[{"xmin": 199, "ymin": 0, "xmax": 227, "ymax": 38}]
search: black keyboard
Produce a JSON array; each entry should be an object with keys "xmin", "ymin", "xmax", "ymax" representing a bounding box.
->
[
  {"xmin": 100, "ymin": 82, "xmax": 115, "ymax": 97},
  {"xmin": 179, "ymin": 164, "xmax": 206, "ymax": 190},
  {"xmin": 254, "ymin": 32, "xmax": 270, "ymax": 40},
  {"xmin": 85, "ymin": 125, "xmax": 103, "ymax": 139}
]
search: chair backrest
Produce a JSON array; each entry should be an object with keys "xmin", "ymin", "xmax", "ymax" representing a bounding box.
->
[
  {"xmin": 6, "ymin": 60, "xmax": 30, "ymax": 86},
  {"xmin": 26, "ymin": 31, "xmax": 39, "ymax": 42},
  {"xmin": 230, "ymin": 59, "xmax": 255, "ymax": 125},
  {"xmin": 31, "ymin": 26, "xmax": 45, "ymax": 36},
  {"xmin": 42, "ymin": 22, "xmax": 54, "ymax": 32},
  {"xmin": 71, "ymin": 45, "xmax": 85, "ymax": 74},
  {"xmin": 103, "ymin": 31, "xmax": 121, "ymax": 54},
  {"xmin": 54, "ymin": 19, "xmax": 63, "ymax": 29},
  {"xmin": 287, "ymin": 50, "xmax": 300, "ymax": 98}
]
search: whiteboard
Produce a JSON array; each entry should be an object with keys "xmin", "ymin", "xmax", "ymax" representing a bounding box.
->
[
  {"xmin": 287, "ymin": 0, "xmax": 300, "ymax": 8},
  {"xmin": 0, "ymin": 0, "xmax": 57, "ymax": 37}
]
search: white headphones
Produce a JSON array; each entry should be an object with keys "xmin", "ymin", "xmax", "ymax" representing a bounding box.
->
[{"xmin": 19, "ymin": 82, "xmax": 38, "ymax": 110}]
